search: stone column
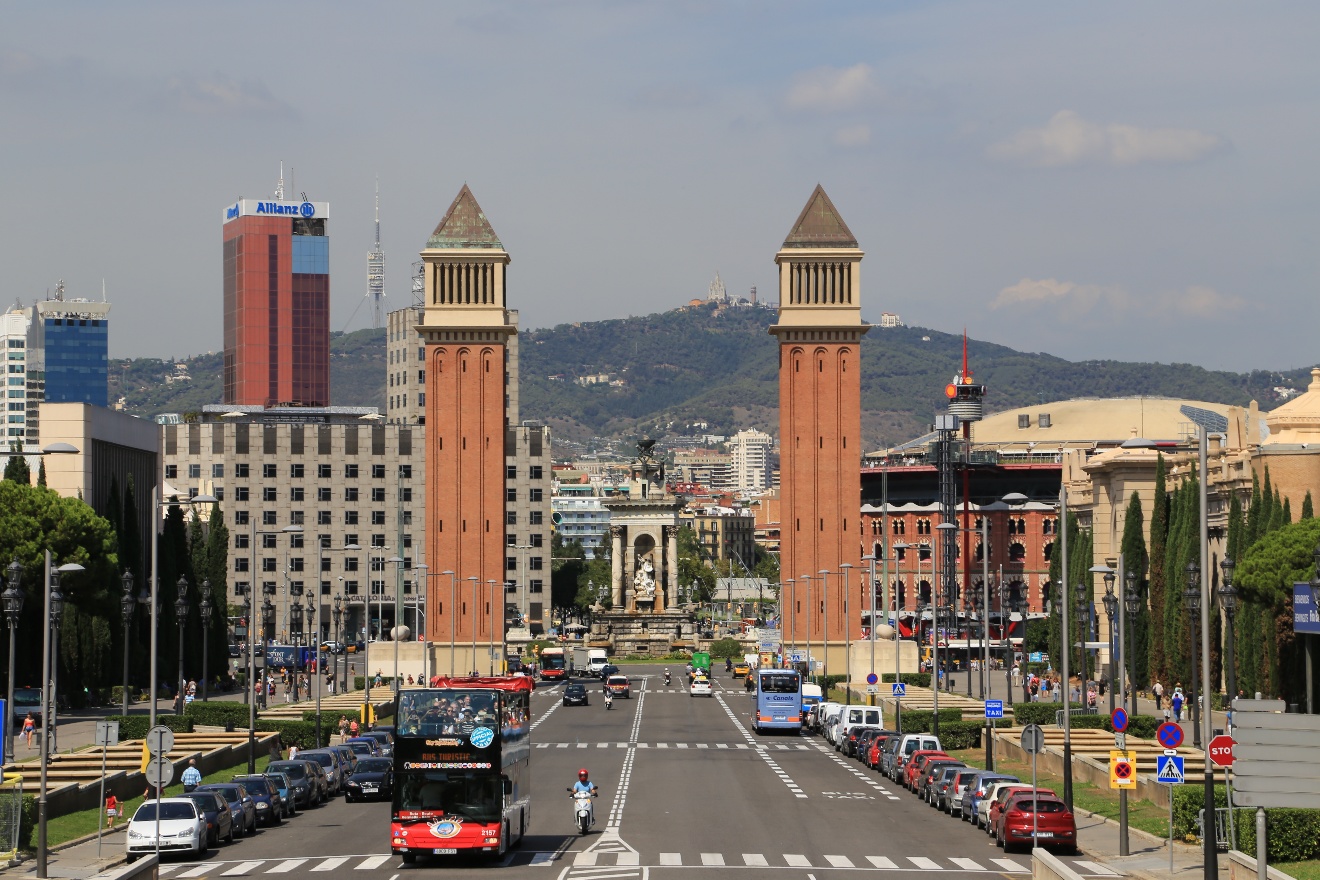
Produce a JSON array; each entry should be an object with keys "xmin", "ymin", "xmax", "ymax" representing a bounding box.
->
[
  {"xmin": 610, "ymin": 527, "xmax": 624, "ymax": 608},
  {"xmin": 665, "ymin": 525, "xmax": 679, "ymax": 614}
]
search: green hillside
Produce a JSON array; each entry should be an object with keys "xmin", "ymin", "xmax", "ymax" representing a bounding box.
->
[{"xmin": 112, "ymin": 306, "xmax": 1303, "ymax": 451}]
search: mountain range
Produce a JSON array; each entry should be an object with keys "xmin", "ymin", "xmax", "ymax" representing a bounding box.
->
[{"xmin": 111, "ymin": 303, "xmax": 1304, "ymax": 451}]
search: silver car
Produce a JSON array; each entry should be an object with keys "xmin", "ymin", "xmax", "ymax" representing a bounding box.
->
[{"xmin": 299, "ymin": 749, "xmax": 346, "ymax": 796}]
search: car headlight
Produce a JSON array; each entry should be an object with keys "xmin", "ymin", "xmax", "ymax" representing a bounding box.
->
[
  {"xmin": 180, "ymin": 827, "xmax": 195, "ymax": 838},
  {"xmin": 128, "ymin": 830, "xmax": 144, "ymax": 840},
  {"xmin": 256, "ymin": 802, "xmax": 269, "ymax": 809}
]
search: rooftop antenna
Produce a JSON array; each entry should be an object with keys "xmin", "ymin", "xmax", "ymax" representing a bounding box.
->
[
  {"xmin": 102, "ymin": 279, "xmax": 107, "ymax": 302},
  {"xmin": 275, "ymin": 161, "xmax": 284, "ymax": 200},
  {"xmin": 367, "ymin": 177, "xmax": 386, "ymax": 329}
]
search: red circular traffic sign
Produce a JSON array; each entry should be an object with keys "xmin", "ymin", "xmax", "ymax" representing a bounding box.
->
[
  {"xmin": 1111, "ymin": 707, "xmax": 1129, "ymax": 733},
  {"xmin": 1157, "ymin": 722, "xmax": 1185, "ymax": 750},
  {"xmin": 1208, "ymin": 734, "xmax": 1236, "ymax": 767},
  {"xmin": 1114, "ymin": 761, "xmax": 1133, "ymax": 779}
]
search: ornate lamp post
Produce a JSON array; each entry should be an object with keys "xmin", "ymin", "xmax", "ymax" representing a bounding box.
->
[
  {"xmin": 1101, "ymin": 570, "xmax": 1118, "ymax": 715},
  {"xmin": 198, "ymin": 579, "xmax": 212, "ymax": 701},
  {"xmin": 306, "ymin": 592, "xmax": 320, "ymax": 742},
  {"xmin": 3, "ymin": 559, "xmax": 24, "ymax": 764},
  {"xmin": 174, "ymin": 576, "xmax": 190, "ymax": 710},
  {"xmin": 332, "ymin": 595, "xmax": 344, "ymax": 693},
  {"xmin": 1004, "ymin": 585, "xmax": 1022, "ymax": 702},
  {"xmin": 1183, "ymin": 561, "xmax": 1202, "ymax": 748},
  {"xmin": 1218, "ymin": 556, "xmax": 1238, "ymax": 711},
  {"xmin": 1074, "ymin": 582, "xmax": 1090, "ymax": 707},
  {"xmin": 242, "ymin": 594, "xmax": 256, "ymax": 774},
  {"xmin": 1124, "ymin": 570, "xmax": 1140, "ymax": 716},
  {"xmin": 261, "ymin": 597, "xmax": 275, "ymax": 709},
  {"xmin": 118, "ymin": 571, "xmax": 135, "ymax": 717}
]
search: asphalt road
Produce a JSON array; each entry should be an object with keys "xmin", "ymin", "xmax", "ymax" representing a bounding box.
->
[{"xmin": 133, "ymin": 664, "xmax": 1126, "ymax": 880}]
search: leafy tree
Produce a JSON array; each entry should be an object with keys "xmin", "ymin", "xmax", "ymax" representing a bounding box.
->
[
  {"xmin": 709, "ymin": 637, "xmax": 743, "ymax": 659},
  {"xmin": 676, "ymin": 525, "xmax": 715, "ymax": 603},
  {"xmin": 1047, "ymin": 511, "xmax": 1092, "ymax": 676},
  {"xmin": 1302, "ymin": 491, "xmax": 1314, "ymax": 521},
  {"xmin": 1023, "ymin": 618, "xmax": 1049, "ymax": 655},
  {"xmin": 4, "ymin": 444, "xmax": 30, "ymax": 484},
  {"xmin": 37, "ymin": 459, "xmax": 46, "ymax": 487}
]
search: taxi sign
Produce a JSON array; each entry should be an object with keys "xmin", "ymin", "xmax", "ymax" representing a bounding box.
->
[
  {"xmin": 985, "ymin": 700, "xmax": 1004, "ymax": 719},
  {"xmin": 1109, "ymin": 750, "xmax": 1137, "ymax": 789}
]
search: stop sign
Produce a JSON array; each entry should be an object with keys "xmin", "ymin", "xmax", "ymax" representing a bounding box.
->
[{"xmin": 1208, "ymin": 734, "xmax": 1236, "ymax": 767}]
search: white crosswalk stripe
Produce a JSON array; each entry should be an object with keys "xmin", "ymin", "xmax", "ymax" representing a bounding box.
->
[
  {"xmin": 701, "ymin": 852, "xmax": 725, "ymax": 866},
  {"xmin": 222, "ymin": 861, "xmax": 266, "ymax": 876},
  {"xmin": 1075, "ymin": 861, "xmax": 1120, "ymax": 876},
  {"xmin": 867, "ymin": 856, "xmax": 899, "ymax": 869},
  {"xmin": 909, "ymin": 856, "xmax": 942, "ymax": 870},
  {"xmin": 952, "ymin": 857, "xmax": 987, "ymax": 870},
  {"xmin": 354, "ymin": 855, "xmax": 391, "ymax": 870},
  {"xmin": 994, "ymin": 858, "xmax": 1030, "ymax": 872},
  {"xmin": 310, "ymin": 857, "xmax": 348, "ymax": 871},
  {"xmin": 785, "ymin": 854, "xmax": 811, "ymax": 867},
  {"xmin": 267, "ymin": 859, "xmax": 308, "ymax": 873},
  {"xmin": 659, "ymin": 852, "xmax": 682, "ymax": 865},
  {"xmin": 826, "ymin": 854, "xmax": 855, "ymax": 868},
  {"xmin": 742, "ymin": 853, "xmax": 769, "ymax": 867},
  {"xmin": 179, "ymin": 865, "xmax": 220, "ymax": 878}
]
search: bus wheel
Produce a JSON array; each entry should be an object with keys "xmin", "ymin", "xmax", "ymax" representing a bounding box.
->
[{"xmin": 400, "ymin": 853, "xmax": 416, "ymax": 865}]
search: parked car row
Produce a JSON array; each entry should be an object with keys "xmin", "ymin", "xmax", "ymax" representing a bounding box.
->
[
  {"xmin": 127, "ymin": 731, "xmax": 395, "ymax": 863},
  {"xmin": 806, "ymin": 712, "xmax": 1079, "ymax": 856}
]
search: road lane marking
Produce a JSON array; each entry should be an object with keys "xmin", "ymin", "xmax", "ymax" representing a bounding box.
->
[
  {"xmin": 221, "ymin": 862, "xmax": 265, "ymax": 875},
  {"xmin": 311, "ymin": 857, "xmax": 349, "ymax": 871},
  {"xmin": 908, "ymin": 856, "xmax": 942, "ymax": 870},
  {"xmin": 356, "ymin": 855, "xmax": 392, "ymax": 870},
  {"xmin": 715, "ymin": 693, "xmax": 808, "ymax": 798},
  {"xmin": 743, "ymin": 854, "xmax": 769, "ymax": 866},
  {"xmin": 531, "ymin": 852, "xmax": 557, "ymax": 866},
  {"xmin": 952, "ymin": 858, "xmax": 987, "ymax": 870},
  {"xmin": 267, "ymin": 859, "xmax": 308, "ymax": 873},
  {"xmin": 867, "ymin": 856, "xmax": 899, "ymax": 869},
  {"xmin": 179, "ymin": 865, "xmax": 219, "ymax": 878},
  {"xmin": 825, "ymin": 855, "xmax": 855, "ymax": 868},
  {"xmin": 660, "ymin": 853, "xmax": 682, "ymax": 865},
  {"xmin": 993, "ymin": 858, "xmax": 1029, "ymax": 872},
  {"xmin": 701, "ymin": 853, "xmax": 725, "ymax": 866},
  {"xmin": 785, "ymin": 854, "xmax": 811, "ymax": 866}
]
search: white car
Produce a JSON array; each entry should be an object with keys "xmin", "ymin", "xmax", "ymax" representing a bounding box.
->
[
  {"xmin": 126, "ymin": 797, "xmax": 207, "ymax": 861},
  {"xmin": 689, "ymin": 677, "xmax": 713, "ymax": 697}
]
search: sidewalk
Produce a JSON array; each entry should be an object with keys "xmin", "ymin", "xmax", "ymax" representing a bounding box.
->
[{"xmin": 1073, "ymin": 792, "xmax": 1230, "ymax": 880}]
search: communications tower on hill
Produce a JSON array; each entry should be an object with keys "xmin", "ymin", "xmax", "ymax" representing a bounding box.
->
[{"xmin": 367, "ymin": 180, "xmax": 385, "ymax": 328}]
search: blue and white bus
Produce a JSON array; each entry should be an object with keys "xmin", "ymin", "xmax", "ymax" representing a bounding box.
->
[{"xmin": 752, "ymin": 668, "xmax": 803, "ymax": 734}]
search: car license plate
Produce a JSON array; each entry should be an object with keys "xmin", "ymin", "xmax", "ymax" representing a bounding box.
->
[
  {"xmin": 362, "ymin": 785, "xmax": 378, "ymax": 792},
  {"xmin": 774, "ymin": 715, "xmax": 787, "ymax": 722},
  {"xmin": 434, "ymin": 847, "xmax": 457, "ymax": 854},
  {"xmin": 1034, "ymin": 832, "xmax": 1054, "ymax": 838}
]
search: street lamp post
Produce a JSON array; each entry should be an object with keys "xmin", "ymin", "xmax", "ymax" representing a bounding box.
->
[
  {"xmin": 1183, "ymin": 561, "xmax": 1202, "ymax": 748},
  {"xmin": 306, "ymin": 592, "xmax": 320, "ymax": 743},
  {"xmin": 389, "ymin": 555, "xmax": 404, "ymax": 692},
  {"xmin": 261, "ymin": 597, "xmax": 275, "ymax": 708},
  {"xmin": 119, "ymin": 573, "xmax": 136, "ymax": 718},
  {"xmin": 840, "ymin": 563, "xmax": 852, "ymax": 704},
  {"xmin": 243, "ymin": 594, "xmax": 256, "ymax": 773},
  {"xmin": 3, "ymin": 559, "xmax": 23, "ymax": 765},
  {"xmin": 863, "ymin": 555, "xmax": 876, "ymax": 707},
  {"xmin": 1218, "ymin": 556, "xmax": 1238, "ymax": 711},
  {"xmin": 199, "ymin": 579, "xmax": 213, "ymax": 701},
  {"xmin": 290, "ymin": 602, "xmax": 304, "ymax": 698},
  {"xmin": 175, "ymin": 576, "xmax": 190, "ymax": 710},
  {"xmin": 332, "ymin": 596, "xmax": 343, "ymax": 693},
  {"xmin": 1075, "ymin": 582, "xmax": 1091, "ymax": 709},
  {"xmin": 37, "ymin": 555, "xmax": 82, "ymax": 878},
  {"xmin": 893, "ymin": 543, "xmax": 908, "ymax": 734},
  {"xmin": 467, "ymin": 576, "xmax": 479, "ymax": 675},
  {"xmin": 1101, "ymin": 570, "xmax": 1118, "ymax": 716},
  {"xmin": 801, "ymin": 574, "xmax": 812, "ymax": 683},
  {"xmin": 818, "ymin": 570, "xmax": 830, "ymax": 683},
  {"xmin": 487, "ymin": 579, "xmax": 499, "ymax": 675},
  {"xmin": 442, "ymin": 571, "xmax": 456, "ymax": 677},
  {"xmin": 1124, "ymin": 571, "xmax": 1140, "ymax": 718}
]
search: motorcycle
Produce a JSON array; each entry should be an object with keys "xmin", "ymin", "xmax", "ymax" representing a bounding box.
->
[
  {"xmin": 604, "ymin": 692, "xmax": 613, "ymax": 710},
  {"xmin": 664, "ymin": 670, "xmax": 671, "ymax": 686},
  {"xmin": 568, "ymin": 787, "xmax": 597, "ymax": 835}
]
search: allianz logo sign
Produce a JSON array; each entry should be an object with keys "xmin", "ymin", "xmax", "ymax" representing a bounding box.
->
[{"xmin": 226, "ymin": 202, "xmax": 316, "ymax": 220}]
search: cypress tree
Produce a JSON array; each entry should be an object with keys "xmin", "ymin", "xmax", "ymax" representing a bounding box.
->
[
  {"xmin": 37, "ymin": 459, "xmax": 46, "ymax": 487},
  {"xmin": 1302, "ymin": 491, "xmax": 1314, "ymax": 521},
  {"xmin": 1284, "ymin": 497, "xmax": 1293, "ymax": 525},
  {"xmin": 1148, "ymin": 454, "xmax": 1169, "ymax": 683},
  {"xmin": 4, "ymin": 443, "xmax": 31, "ymax": 484},
  {"xmin": 1246, "ymin": 472, "xmax": 1263, "ymax": 546},
  {"xmin": 1120, "ymin": 491, "xmax": 1150, "ymax": 690}
]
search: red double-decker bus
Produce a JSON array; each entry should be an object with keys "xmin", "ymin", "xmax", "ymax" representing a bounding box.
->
[{"xmin": 391, "ymin": 676, "xmax": 532, "ymax": 863}]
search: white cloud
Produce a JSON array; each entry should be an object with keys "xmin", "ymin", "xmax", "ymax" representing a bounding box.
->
[
  {"xmin": 833, "ymin": 124, "xmax": 871, "ymax": 147},
  {"xmin": 786, "ymin": 63, "xmax": 880, "ymax": 113},
  {"xmin": 158, "ymin": 75, "xmax": 294, "ymax": 118},
  {"xmin": 988, "ymin": 110, "xmax": 1223, "ymax": 167},
  {"xmin": 992, "ymin": 277, "xmax": 1243, "ymax": 318}
]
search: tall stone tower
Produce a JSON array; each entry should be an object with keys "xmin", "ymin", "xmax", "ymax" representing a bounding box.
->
[
  {"xmin": 417, "ymin": 186, "xmax": 515, "ymax": 673},
  {"xmin": 770, "ymin": 185, "xmax": 867, "ymax": 672}
]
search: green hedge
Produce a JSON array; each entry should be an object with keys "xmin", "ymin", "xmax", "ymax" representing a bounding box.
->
[
  {"xmin": 1011, "ymin": 702, "xmax": 1088, "ymax": 727},
  {"xmin": 1102, "ymin": 713, "xmax": 1160, "ymax": 739},
  {"xmin": 1069, "ymin": 714, "xmax": 1108, "ymax": 730},
  {"xmin": 812, "ymin": 674, "xmax": 849, "ymax": 692},
  {"xmin": 354, "ymin": 675, "xmax": 400, "ymax": 691},
  {"xmin": 105, "ymin": 714, "xmax": 195, "ymax": 740},
  {"xmin": 882, "ymin": 673, "xmax": 932, "ymax": 687},
  {"xmin": 1171, "ymin": 786, "xmax": 1320, "ymax": 861},
  {"xmin": 186, "ymin": 702, "xmax": 255, "ymax": 727},
  {"xmin": 253, "ymin": 720, "xmax": 331, "ymax": 751},
  {"xmin": 19, "ymin": 793, "xmax": 35, "ymax": 851},
  {"xmin": 893, "ymin": 707, "xmax": 964, "ymax": 734}
]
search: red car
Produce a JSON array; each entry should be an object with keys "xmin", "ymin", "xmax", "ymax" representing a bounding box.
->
[
  {"xmin": 904, "ymin": 751, "xmax": 951, "ymax": 791},
  {"xmin": 866, "ymin": 734, "xmax": 894, "ymax": 770},
  {"xmin": 987, "ymin": 785, "xmax": 1054, "ymax": 837},
  {"xmin": 995, "ymin": 794, "xmax": 1077, "ymax": 854}
]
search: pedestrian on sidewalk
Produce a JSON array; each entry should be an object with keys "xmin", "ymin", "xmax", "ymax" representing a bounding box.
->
[
  {"xmin": 106, "ymin": 793, "xmax": 120, "ymax": 829},
  {"xmin": 182, "ymin": 759, "xmax": 202, "ymax": 792},
  {"xmin": 22, "ymin": 713, "xmax": 34, "ymax": 747},
  {"xmin": 1153, "ymin": 680, "xmax": 1164, "ymax": 711},
  {"xmin": 1171, "ymin": 687, "xmax": 1184, "ymax": 723},
  {"xmin": 338, "ymin": 716, "xmax": 349, "ymax": 742}
]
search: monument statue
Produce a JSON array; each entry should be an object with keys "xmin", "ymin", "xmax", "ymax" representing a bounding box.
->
[
  {"xmin": 634, "ymin": 437, "xmax": 665, "ymax": 486},
  {"xmin": 632, "ymin": 557, "xmax": 656, "ymax": 597}
]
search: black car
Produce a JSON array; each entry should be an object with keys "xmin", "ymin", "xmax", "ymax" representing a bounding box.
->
[
  {"xmin": 360, "ymin": 730, "xmax": 393, "ymax": 756},
  {"xmin": 181, "ymin": 789, "xmax": 234, "ymax": 847},
  {"xmin": 231, "ymin": 774, "xmax": 285, "ymax": 824},
  {"xmin": 563, "ymin": 683, "xmax": 589, "ymax": 706},
  {"xmin": 599, "ymin": 664, "xmax": 619, "ymax": 680},
  {"xmin": 344, "ymin": 756, "xmax": 394, "ymax": 802},
  {"xmin": 266, "ymin": 760, "xmax": 316, "ymax": 809}
]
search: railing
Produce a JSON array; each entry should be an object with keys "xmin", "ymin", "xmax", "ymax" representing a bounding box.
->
[
  {"xmin": 1197, "ymin": 807, "xmax": 1251, "ymax": 851},
  {"xmin": 1054, "ymin": 707, "xmax": 1099, "ymax": 727}
]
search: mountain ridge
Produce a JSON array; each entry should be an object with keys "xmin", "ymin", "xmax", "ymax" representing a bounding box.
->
[{"xmin": 110, "ymin": 303, "xmax": 1305, "ymax": 451}]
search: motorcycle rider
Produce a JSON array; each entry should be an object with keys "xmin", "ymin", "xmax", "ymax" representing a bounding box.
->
[
  {"xmin": 664, "ymin": 668, "xmax": 672, "ymax": 686},
  {"xmin": 604, "ymin": 689, "xmax": 614, "ymax": 709},
  {"xmin": 569, "ymin": 768, "xmax": 598, "ymax": 828}
]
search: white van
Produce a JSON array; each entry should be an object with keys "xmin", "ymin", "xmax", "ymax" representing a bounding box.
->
[
  {"xmin": 835, "ymin": 705, "xmax": 885, "ymax": 752},
  {"xmin": 818, "ymin": 702, "xmax": 845, "ymax": 742}
]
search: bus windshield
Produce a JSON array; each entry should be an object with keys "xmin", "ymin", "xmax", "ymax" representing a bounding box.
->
[
  {"xmin": 759, "ymin": 673, "xmax": 801, "ymax": 693},
  {"xmin": 397, "ymin": 770, "xmax": 502, "ymax": 823},
  {"xmin": 541, "ymin": 654, "xmax": 565, "ymax": 671},
  {"xmin": 397, "ymin": 690, "xmax": 500, "ymax": 737}
]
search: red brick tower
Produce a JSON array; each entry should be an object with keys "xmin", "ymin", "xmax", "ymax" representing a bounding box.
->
[
  {"xmin": 417, "ymin": 186, "xmax": 515, "ymax": 673},
  {"xmin": 770, "ymin": 186, "xmax": 868, "ymax": 671}
]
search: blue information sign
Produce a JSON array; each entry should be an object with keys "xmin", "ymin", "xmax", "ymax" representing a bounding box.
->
[
  {"xmin": 985, "ymin": 700, "xmax": 1004, "ymax": 719},
  {"xmin": 892, "ymin": 683, "xmax": 906, "ymax": 697},
  {"xmin": 1295, "ymin": 582, "xmax": 1320, "ymax": 634},
  {"xmin": 1029, "ymin": 652, "xmax": 1043, "ymax": 663},
  {"xmin": 1156, "ymin": 754, "xmax": 1185, "ymax": 784}
]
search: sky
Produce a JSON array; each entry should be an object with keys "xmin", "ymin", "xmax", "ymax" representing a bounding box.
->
[{"xmin": 2, "ymin": 2, "xmax": 1317, "ymax": 372}]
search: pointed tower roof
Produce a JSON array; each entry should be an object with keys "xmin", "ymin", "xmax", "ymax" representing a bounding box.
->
[
  {"xmin": 427, "ymin": 185, "xmax": 503, "ymax": 249},
  {"xmin": 782, "ymin": 184, "xmax": 858, "ymax": 248}
]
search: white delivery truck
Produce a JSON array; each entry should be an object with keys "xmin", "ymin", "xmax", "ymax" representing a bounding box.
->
[
  {"xmin": 571, "ymin": 646, "xmax": 592, "ymax": 676},
  {"xmin": 587, "ymin": 648, "xmax": 609, "ymax": 676}
]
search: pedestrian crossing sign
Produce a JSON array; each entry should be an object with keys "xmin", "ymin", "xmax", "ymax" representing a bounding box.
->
[{"xmin": 1156, "ymin": 754, "xmax": 1185, "ymax": 785}]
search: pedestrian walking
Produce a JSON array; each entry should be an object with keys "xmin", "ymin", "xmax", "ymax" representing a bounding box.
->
[
  {"xmin": 106, "ymin": 793, "xmax": 120, "ymax": 829},
  {"xmin": 338, "ymin": 716, "xmax": 349, "ymax": 742},
  {"xmin": 181, "ymin": 758, "xmax": 202, "ymax": 792},
  {"xmin": 1153, "ymin": 680, "xmax": 1164, "ymax": 710},
  {"xmin": 1171, "ymin": 688, "xmax": 1184, "ymax": 723},
  {"xmin": 349, "ymin": 718, "xmax": 360, "ymax": 738},
  {"xmin": 22, "ymin": 713, "xmax": 34, "ymax": 747}
]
